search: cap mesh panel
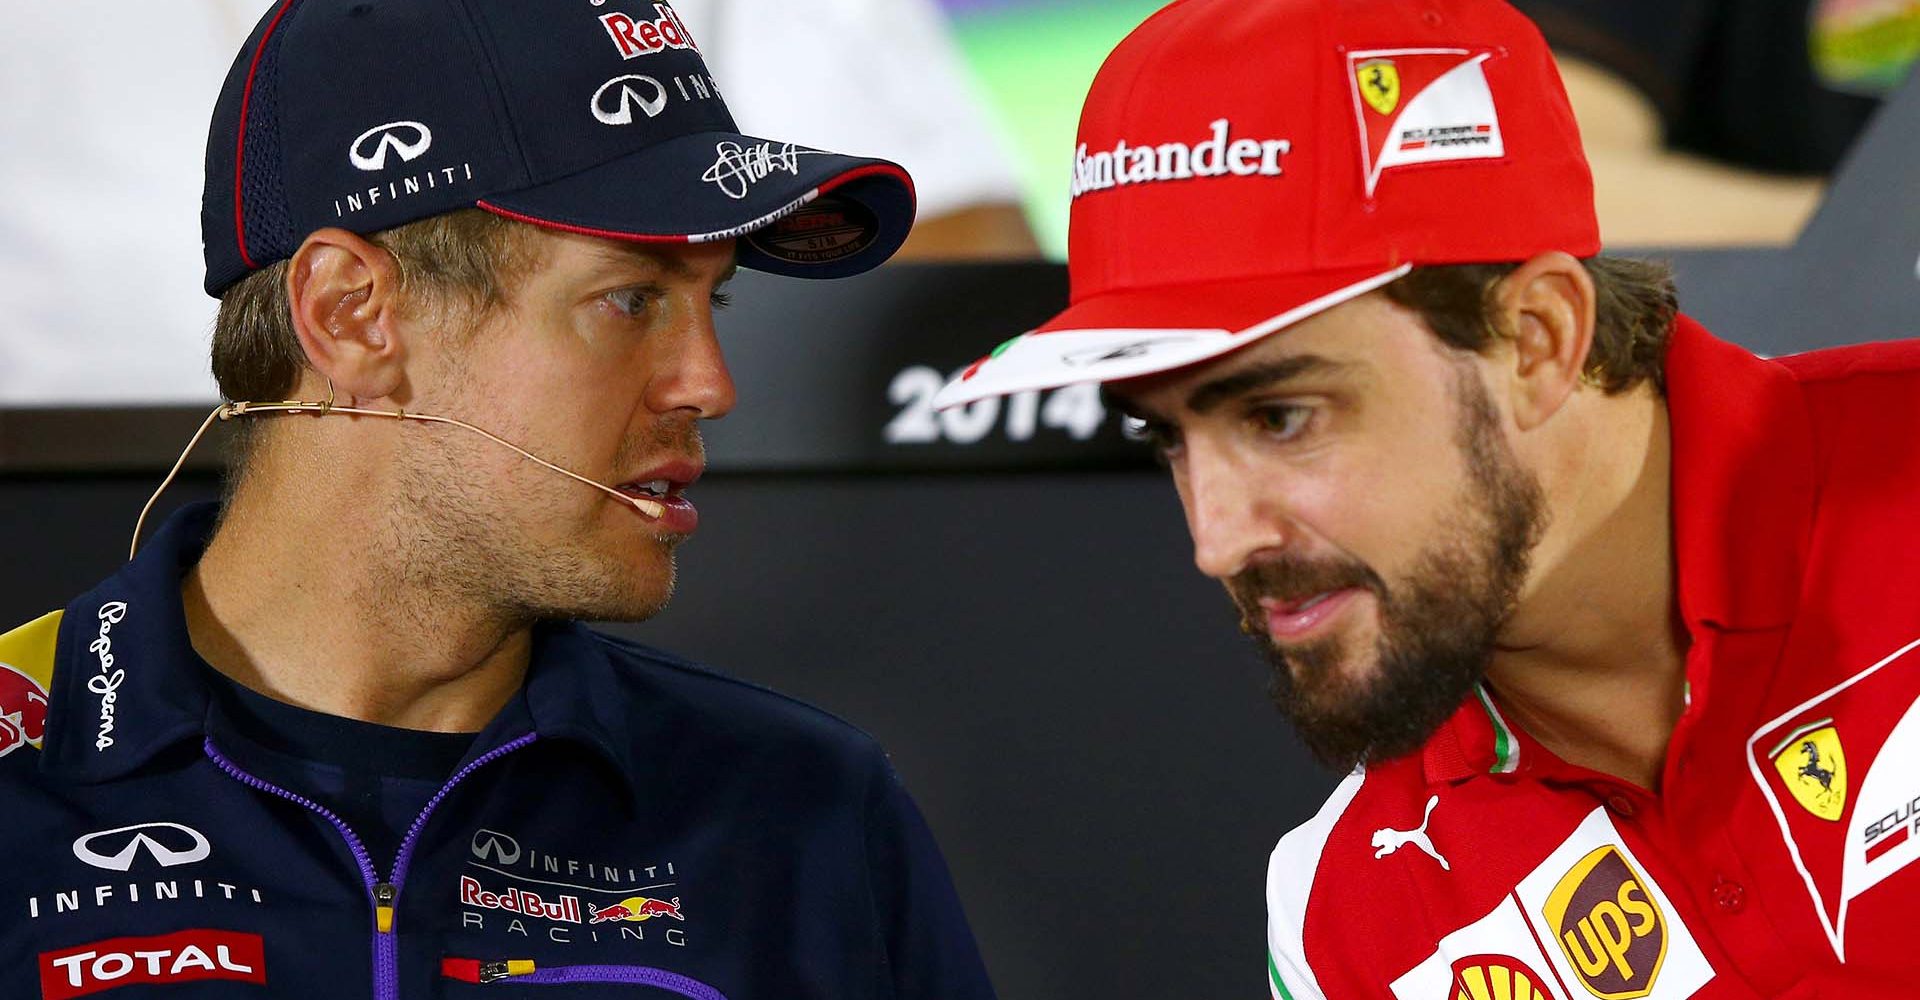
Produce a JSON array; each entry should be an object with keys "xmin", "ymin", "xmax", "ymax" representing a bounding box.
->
[{"xmin": 240, "ymin": 15, "xmax": 297, "ymax": 271}]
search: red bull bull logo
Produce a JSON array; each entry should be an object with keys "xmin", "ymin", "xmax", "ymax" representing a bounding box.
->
[
  {"xmin": 0, "ymin": 661, "xmax": 49, "ymax": 759},
  {"xmin": 589, "ymin": 896, "xmax": 684, "ymax": 924}
]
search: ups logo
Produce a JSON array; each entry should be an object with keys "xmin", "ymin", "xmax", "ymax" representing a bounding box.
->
[{"xmin": 1542, "ymin": 846, "xmax": 1667, "ymax": 999}]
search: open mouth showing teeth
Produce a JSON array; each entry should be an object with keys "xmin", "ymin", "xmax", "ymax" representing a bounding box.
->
[{"xmin": 618, "ymin": 479, "xmax": 676, "ymax": 500}]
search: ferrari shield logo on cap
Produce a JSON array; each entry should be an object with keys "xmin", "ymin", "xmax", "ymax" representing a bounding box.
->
[
  {"xmin": 1356, "ymin": 59, "xmax": 1401, "ymax": 115},
  {"xmin": 1769, "ymin": 720, "xmax": 1848, "ymax": 822},
  {"xmin": 1347, "ymin": 48, "xmax": 1505, "ymax": 197}
]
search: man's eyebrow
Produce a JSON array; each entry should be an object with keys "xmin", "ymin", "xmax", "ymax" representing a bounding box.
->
[
  {"xmin": 1183, "ymin": 354, "xmax": 1350, "ymax": 415},
  {"xmin": 587, "ymin": 243, "xmax": 740, "ymax": 284}
]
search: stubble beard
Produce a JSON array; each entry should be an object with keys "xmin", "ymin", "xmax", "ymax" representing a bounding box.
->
[
  {"xmin": 378, "ymin": 418, "xmax": 700, "ymax": 628},
  {"xmin": 1229, "ymin": 368, "xmax": 1547, "ymax": 772}
]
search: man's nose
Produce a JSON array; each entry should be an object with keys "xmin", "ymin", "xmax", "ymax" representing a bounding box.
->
[
  {"xmin": 646, "ymin": 315, "xmax": 737, "ymax": 420},
  {"xmin": 1181, "ymin": 439, "xmax": 1286, "ymax": 579}
]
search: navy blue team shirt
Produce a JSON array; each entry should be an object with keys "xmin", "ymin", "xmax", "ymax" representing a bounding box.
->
[{"xmin": 0, "ymin": 503, "xmax": 996, "ymax": 999}]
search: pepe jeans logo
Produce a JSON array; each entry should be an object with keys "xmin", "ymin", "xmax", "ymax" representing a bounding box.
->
[
  {"xmin": 1542, "ymin": 846, "xmax": 1667, "ymax": 999},
  {"xmin": 592, "ymin": 74, "xmax": 670, "ymax": 125},
  {"xmin": 73, "ymin": 823, "xmax": 211, "ymax": 872},
  {"xmin": 349, "ymin": 121, "xmax": 433, "ymax": 172},
  {"xmin": 88, "ymin": 603, "xmax": 127, "ymax": 751}
]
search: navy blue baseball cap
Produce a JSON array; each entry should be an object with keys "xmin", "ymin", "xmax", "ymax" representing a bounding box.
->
[{"xmin": 202, "ymin": 0, "xmax": 918, "ymax": 296}]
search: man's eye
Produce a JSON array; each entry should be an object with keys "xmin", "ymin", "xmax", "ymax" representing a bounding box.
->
[
  {"xmin": 1122, "ymin": 415, "xmax": 1182, "ymax": 459},
  {"xmin": 1252, "ymin": 404, "xmax": 1312, "ymax": 440},
  {"xmin": 710, "ymin": 289, "xmax": 733, "ymax": 311},
  {"xmin": 605, "ymin": 288, "xmax": 657, "ymax": 320}
]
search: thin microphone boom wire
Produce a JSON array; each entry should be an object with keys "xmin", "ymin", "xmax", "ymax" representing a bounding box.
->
[{"xmin": 129, "ymin": 397, "xmax": 666, "ymax": 560}]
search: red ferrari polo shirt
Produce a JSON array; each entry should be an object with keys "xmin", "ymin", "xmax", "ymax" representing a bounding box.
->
[{"xmin": 1265, "ymin": 316, "xmax": 1920, "ymax": 1000}]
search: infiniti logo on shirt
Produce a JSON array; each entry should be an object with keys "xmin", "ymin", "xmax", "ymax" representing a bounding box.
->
[
  {"xmin": 471, "ymin": 828, "xmax": 522, "ymax": 865},
  {"xmin": 72, "ymin": 823, "xmax": 212, "ymax": 872}
]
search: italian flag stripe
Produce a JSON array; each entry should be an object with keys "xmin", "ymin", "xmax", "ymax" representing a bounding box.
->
[
  {"xmin": 1475, "ymin": 684, "xmax": 1520, "ymax": 774},
  {"xmin": 1268, "ymin": 949, "xmax": 1295, "ymax": 1000}
]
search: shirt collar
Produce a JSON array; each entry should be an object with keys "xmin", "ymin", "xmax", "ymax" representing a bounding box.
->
[
  {"xmin": 1665, "ymin": 313, "xmax": 1816, "ymax": 632},
  {"xmin": 43, "ymin": 502, "xmax": 640, "ymax": 791},
  {"xmin": 1421, "ymin": 315, "xmax": 1816, "ymax": 782}
]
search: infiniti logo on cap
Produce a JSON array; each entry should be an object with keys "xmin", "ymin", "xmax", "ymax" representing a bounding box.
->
[
  {"xmin": 349, "ymin": 121, "xmax": 434, "ymax": 172},
  {"xmin": 593, "ymin": 75, "xmax": 670, "ymax": 126}
]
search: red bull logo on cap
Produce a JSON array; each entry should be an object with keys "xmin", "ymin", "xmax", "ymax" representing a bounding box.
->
[
  {"xmin": 0, "ymin": 661, "xmax": 49, "ymax": 760},
  {"xmin": 589, "ymin": 896, "xmax": 685, "ymax": 924}
]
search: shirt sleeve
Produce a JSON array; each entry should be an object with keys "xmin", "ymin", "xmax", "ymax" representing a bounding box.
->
[
  {"xmin": 1265, "ymin": 769, "xmax": 1367, "ymax": 1000},
  {"xmin": 863, "ymin": 758, "xmax": 998, "ymax": 1000}
]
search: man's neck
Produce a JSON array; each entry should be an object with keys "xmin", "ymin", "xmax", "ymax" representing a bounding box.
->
[
  {"xmin": 1486, "ymin": 392, "xmax": 1688, "ymax": 790},
  {"xmin": 180, "ymin": 478, "xmax": 532, "ymax": 733}
]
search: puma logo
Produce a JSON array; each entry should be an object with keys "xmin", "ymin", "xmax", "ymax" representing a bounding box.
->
[{"xmin": 1372, "ymin": 795, "xmax": 1449, "ymax": 870}]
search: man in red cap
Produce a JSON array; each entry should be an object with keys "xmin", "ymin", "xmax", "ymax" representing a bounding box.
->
[{"xmin": 936, "ymin": 0, "xmax": 1920, "ymax": 996}]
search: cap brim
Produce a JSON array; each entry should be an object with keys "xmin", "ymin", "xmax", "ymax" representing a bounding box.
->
[
  {"xmin": 479, "ymin": 130, "xmax": 916, "ymax": 279},
  {"xmin": 932, "ymin": 264, "xmax": 1412, "ymax": 410}
]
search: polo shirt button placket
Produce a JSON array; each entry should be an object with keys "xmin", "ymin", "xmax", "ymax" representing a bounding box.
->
[
  {"xmin": 1605, "ymin": 793, "xmax": 1637, "ymax": 818},
  {"xmin": 1711, "ymin": 877, "xmax": 1746, "ymax": 913}
]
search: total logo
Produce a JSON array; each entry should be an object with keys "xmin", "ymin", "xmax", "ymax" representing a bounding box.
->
[
  {"xmin": 39, "ymin": 929, "xmax": 264, "ymax": 1000},
  {"xmin": 599, "ymin": 4, "xmax": 698, "ymax": 60}
]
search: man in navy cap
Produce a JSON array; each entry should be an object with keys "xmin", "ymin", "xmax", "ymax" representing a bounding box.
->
[{"xmin": 0, "ymin": 2, "xmax": 994, "ymax": 998}]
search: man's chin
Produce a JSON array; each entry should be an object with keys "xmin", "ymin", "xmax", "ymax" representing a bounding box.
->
[{"xmin": 1260, "ymin": 637, "xmax": 1482, "ymax": 772}]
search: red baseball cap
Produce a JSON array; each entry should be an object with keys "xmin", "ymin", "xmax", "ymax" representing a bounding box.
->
[{"xmin": 934, "ymin": 0, "xmax": 1598, "ymax": 409}]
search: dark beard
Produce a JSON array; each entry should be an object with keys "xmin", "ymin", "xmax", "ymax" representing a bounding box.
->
[{"xmin": 1228, "ymin": 366, "xmax": 1546, "ymax": 771}]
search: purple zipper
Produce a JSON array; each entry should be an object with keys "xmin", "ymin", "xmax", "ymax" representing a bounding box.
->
[
  {"xmin": 479, "ymin": 962, "xmax": 728, "ymax": 999},
  {"xmin": 205, "ymin": 732, "xmax": 538, "ymax": 1000}
]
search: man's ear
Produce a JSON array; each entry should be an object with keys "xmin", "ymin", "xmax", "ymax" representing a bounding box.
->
[
  {"xmin": 285, "ymin": 228, "xmax": 409, "ymax": 403},
  {"xmin": 1491, "ymin": 251, "xmax": 1596, "ymax": 431}
]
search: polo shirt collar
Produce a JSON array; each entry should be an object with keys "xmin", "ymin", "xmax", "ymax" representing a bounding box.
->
[
  {"xmin": 42, "ymin": 502, "xmax": 640, "ymax": 791},
  {"xmin": 1421, "ymin": 315, "xmax": 1817, "ymax": 782}
]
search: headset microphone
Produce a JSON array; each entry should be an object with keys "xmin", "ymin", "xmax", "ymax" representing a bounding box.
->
[{"xmin": 130, "ymin": 389, "xmax": 665, "ymax": 560}]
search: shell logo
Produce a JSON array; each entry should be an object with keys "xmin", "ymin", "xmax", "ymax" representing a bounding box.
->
[
  {"xmin": 1542, "ymin": 846, "xmax": 1667, "ymax": 999},
  {"xmin": 1449, "ymin": 954, "xmax": 1559, "ymax": 1000}
]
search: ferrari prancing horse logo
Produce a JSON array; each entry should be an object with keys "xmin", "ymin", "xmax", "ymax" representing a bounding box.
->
[
  {"xmin": 1771, "ymin": 720, "xmax": 1848, "ymax": 821},
  {"xmin": 1357, "ymin": 58, "xmax": 1401, "ymax": 115}
]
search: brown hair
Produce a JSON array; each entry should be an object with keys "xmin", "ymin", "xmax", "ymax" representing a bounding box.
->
[
  {"xmin": 210, "ymin": 208, "xmax": 532, "ymax": 403},
  {"xmin": 1383, "ymin": 256, "xmax": 1678, "ymax": 395}
]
